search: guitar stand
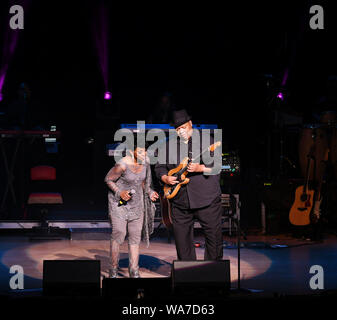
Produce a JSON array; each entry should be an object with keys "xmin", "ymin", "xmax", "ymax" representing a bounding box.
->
[{"xmin": 310, "ymin": 159, "xmax": 329, "ymax": 241}]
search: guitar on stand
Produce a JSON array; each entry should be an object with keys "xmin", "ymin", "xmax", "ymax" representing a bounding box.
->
[{"xmin": 289, "ymin": 151, "xmax": 315, "ymax": 226}]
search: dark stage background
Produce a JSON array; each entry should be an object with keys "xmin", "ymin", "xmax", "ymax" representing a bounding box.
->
[{"xmin": 0, "ymin": 1, "xmax": 336, "ymax": 229}]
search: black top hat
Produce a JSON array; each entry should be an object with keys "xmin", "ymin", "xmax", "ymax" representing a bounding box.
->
[{"xmin": 171, "ymin": 109, "xmax": 192, "ymax": 128}]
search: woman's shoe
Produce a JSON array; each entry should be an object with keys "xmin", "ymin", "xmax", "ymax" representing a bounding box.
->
[{"xmin": 109, "ymin": 267, "xmax": 118, "ymax": 278}]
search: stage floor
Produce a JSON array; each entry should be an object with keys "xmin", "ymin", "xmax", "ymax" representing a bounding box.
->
[{"xmin": 0, "ymin": 232, "xmax": 336, "ymax": 296}]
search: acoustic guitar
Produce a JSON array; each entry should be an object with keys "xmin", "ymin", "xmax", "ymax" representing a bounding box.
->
[
  {"xmin": 289, "ymin": 154, "xmax": 314, "ymax": 226},
  {"xmin": 163, "ymin": 141, "xmax": 221, "ymax": 200}
]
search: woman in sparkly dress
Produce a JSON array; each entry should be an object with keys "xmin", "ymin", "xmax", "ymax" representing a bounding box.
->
[{"xmin": 105, "ymin": 144, "xmax": 159, "ymax": 278}]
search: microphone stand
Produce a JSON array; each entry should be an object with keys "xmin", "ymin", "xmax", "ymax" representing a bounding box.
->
[
  {"xmin": 228, "ymin": 189, "xmax": 260, "ymax": 293},
  {"xmin": 228, "ymin": 191, "xmax": 246, "ymax": 290},
  {"xmin": 236, "ymin": 199, "xmax": 241, "ymax": 290}
]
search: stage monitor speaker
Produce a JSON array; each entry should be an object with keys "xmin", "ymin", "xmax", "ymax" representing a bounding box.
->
[
  {"xmin": 43, "ymin": 260, "xmax": 101, "ymax": 296},
  {"xmin": 102, "ymin": 277, "xmax": 171, "ymax": 300},
  {"xmin": 172, "ymin": 260, "xmax": 230, "ymax": 295}
]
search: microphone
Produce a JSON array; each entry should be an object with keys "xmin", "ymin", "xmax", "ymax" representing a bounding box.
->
[{"xmin": 118, "ymin": 189, "xmax": 136, "ymax": 206}]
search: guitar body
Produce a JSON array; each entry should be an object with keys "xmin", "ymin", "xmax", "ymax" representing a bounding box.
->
[
  {"xmin": 160, "ymin": 193, "xmax": 173, "ymax": 229},
  {"xmin": 163, "ymin": 141, "xmax": 221, "ymax": 200},
  {"xmin": 164, "ymin": 157, "xmax": 190, "ymax": 200},
  {"xmin": 289, "ymin": 185, "xmax": 315, "ymax": 226}
]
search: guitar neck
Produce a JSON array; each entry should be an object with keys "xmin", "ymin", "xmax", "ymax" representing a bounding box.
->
[
  {"xmin": 177, "ymin": 144, "xmax": 215, "ymax": 175},
  {"xmin": 303, "ymin": 156, "xmax": 312, "ymax": 193}
]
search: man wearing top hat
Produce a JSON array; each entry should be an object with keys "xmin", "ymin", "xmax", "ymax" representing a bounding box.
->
[{"xmin": 154, "ymin": 109, "xmax": 223, "ymax": 261}]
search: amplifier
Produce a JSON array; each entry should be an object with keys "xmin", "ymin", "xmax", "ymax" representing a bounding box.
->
[
  {"xmin": 43, "ymin": 260, "xmax": 101, "ymax": 296},
  {"xmin": 221, "ymin": 151, "xmax": 240, "ymax": 174},
  {"xmin": 171, "ymin": 260, "xmax": 231, "ymax": 295}
]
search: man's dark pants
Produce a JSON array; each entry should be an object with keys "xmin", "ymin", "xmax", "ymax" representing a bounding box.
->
[{"xmin": 171, "ymin": 196, "xmax": 223, "ymax": 260}]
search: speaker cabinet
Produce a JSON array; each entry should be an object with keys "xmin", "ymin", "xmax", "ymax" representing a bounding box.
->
[
  {"xmin": 172, "ymin": 260, "xmax": 230, "ymax": 294},
  {"xmin": 43, "ymin": 260, "xmax": 101, "ymax": 296}
]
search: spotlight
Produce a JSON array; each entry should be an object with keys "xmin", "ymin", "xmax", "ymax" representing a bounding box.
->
[
  {"xmin": 104, "ymin": 91, "xmax": 112, "ymax": 100},
  {"xmin": 0, "ymin": 92, "xmax": 3, "ymax": 102},
  {"xmin": 276, "ymin": 92, "xmax": 284, "ymax": 101}
]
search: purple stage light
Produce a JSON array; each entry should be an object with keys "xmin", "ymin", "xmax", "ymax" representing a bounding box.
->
[
  {"xmin": 104, "ymin": 91, "xmax": 112, "ymax": 100},
  {"xmin": 281, "ymin": 68, "xmax": 289, "ymax": 86},
  {"xmin": 0, "ymin": 0, "xmax": 32, "ymax": 95},
  {"xmin": 277, "ymin": 92, "xmax": 284, "ymax": 101},
  {"xmin": 0, "ymin": 92, "xmax": 3, "ymax": 102},
  {"xmin": 0, "ymin": 71, "xmax": 6, "ymax": 92}
]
